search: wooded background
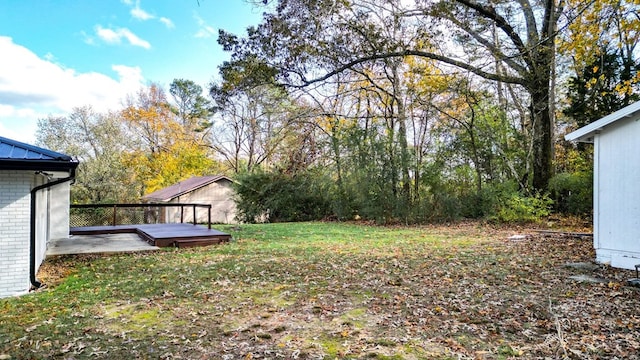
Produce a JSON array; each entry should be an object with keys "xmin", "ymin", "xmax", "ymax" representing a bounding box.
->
[{"xmin": 37, "ymin": 0, "xmax": 640, "ymax": 224}]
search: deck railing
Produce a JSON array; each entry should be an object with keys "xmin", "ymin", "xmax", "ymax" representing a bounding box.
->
[{"xmin": 70, "ymin": 203, "xmax": 212, "ymax": 229}]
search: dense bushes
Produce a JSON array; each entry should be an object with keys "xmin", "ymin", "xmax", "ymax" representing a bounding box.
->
[
  {"xmin": 457, "ymin": 182, "xmax": 553, "ymax": 223},
  {"xmin": 548, "ymin": 171, "xmax": 593, "ymax": 216},
  {"xmin": 233, "ymin": 170, "xmax": 332, "ymax": 223},
  {"xmin": 233, "ymin": 169, "xmax": 560, "ymax": 224},
  {"xmin": 493, "ymin": 191, "xmax": 553, "ymax": 223}
]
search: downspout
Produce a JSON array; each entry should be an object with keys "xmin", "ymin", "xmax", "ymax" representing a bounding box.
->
[{"xmin": 30, "ymin": 169, "xmax": 76, "ymax": 289}]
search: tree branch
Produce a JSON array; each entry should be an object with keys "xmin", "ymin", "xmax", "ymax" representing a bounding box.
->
[
  {"xmin": 288, "ymin": 50, "xmax": 527, "ymax": 88},
  {"xmin": 453, "ymin": 0, "xmax": 532, "ymax": 66},
  {"xmin": 516, "ymin": 0, "xmax": 540, "ymax": 45},
  {"xmin": 444, "ymin": 14, "xmax": 530, "ymax": 76}
]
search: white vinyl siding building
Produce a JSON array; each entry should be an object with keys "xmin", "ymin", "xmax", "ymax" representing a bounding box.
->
[{"xmin": 566, "ymin": 101, "xmax": 640, "ymax": 270}]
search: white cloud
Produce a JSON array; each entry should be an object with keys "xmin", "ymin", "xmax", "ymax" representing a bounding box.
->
[
  {"xmin": 131, "ymin": 6, "xmax": 153, "ymax": 21},
  {"xmin": 0, "ymin": 105, "xmax": 41, "ymax": 143},
  {"xmin": 0, "ymin": 122, "xmax": 35, "ymax": 143},
  {"xmin": 81, "ymin": 30, "xmax": 95, "ymax": 45},
  {"xmin": 95, "ymin": 26, "xmax": 121, "ymax": 43},
  {"xmin": 159, "ymin": 17, "xmax": 175, "ymax": 29},
  {"xmin": 194, "ymin": 14, "xmax": 216, "ymax": 38},
  {"xmin": 112, "ymin": 65, "xmax": 145, "ymax": 93},
  {"xmin": 195, "ymin": 26, "xmax": 216, "ymax": 38},
  {"xmin": 0, "ymin": 36, "xmax": 146, "ymax": 143},
  {"xmin": 95, "ymin": 25, "xmax": 151, "ymax": 49},
  {"xmin": 124, "ymin": 0, "xmax": 174, "ymax": 29}
]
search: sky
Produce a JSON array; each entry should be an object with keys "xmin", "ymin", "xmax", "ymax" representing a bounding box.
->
[{"xmin": 0, "ymin": 0, "xmax": 264, "ymax": 144}]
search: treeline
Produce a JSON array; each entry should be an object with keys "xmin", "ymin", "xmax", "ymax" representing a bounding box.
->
[
  {"xmin": 38, "ymin": 0, "xmax": 640, "ymax": 224},
  {"xmin": 37, "ymin": 80, "xmax": 220, "ymax": 203}
]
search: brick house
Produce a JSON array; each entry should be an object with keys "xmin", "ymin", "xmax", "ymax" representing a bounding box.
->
[{"xmin": 0, "ymin": 136, "xmax": 78, "ymax": 298}]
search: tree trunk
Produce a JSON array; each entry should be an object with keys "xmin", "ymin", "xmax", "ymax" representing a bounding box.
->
[
  {"xmin": 392, "ymin": 64, "xmax": 412, "ymax": 208},
  {"xmin": 530, "ymin": 84, "xmax": 553, "ymax": 191}
]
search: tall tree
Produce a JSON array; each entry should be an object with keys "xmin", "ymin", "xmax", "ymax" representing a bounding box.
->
[
  {"xmin": 564, "ymin": 49, "xmax": 640, "ymax": 127},
  {"xmin": 122, "ymin": 84, "xmax": 220, "ymax": 193},
  {"xmin": 210, "ymin": 74, "xmax": 305, "ymax": 173},
  {"xmin": 36, "ymin": 106, "xmax": 138, "ymax": 203},
  {"xmin": 122, "ymin": 83, "xmax": 178, "ymax": 154},
  {"xmin": 169, "ymin": 78, "xmax": 214, "ymax": 135},
  {"xmin": 219, "ymin": 0, "xmax": 579, "ymax": 190},
  {"xmin": 561, "ymin": 0, "xmax": 640, "ymax": 126}
]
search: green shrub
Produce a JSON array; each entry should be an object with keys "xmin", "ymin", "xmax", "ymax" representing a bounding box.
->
[
  {"xmin": 459, "ymin": 184, "xmax": 506, "ymax": 219},
  {"xmin": 458, "ymin": 181, "xmax": 553, "ymax": 223},
  {"xmin": 493, "ymin": 192, "xmax": 553, "ymax": 223},
  {"xmin": 548, "ymin": 172, "xmax": 592, "ymax": 215},
  {"xmin": 459, "ymin": 181, "xmax": 516, "ymax": 219},
  {"xmin": 233, "ymin": 169, "xmax": 332, "ymax": 223},
  {"xmin": 430, "ymin": 192, "xmax": 463, "ymax": 222}
]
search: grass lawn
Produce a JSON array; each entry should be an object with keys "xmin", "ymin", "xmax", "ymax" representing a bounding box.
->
[{"xmin": 1, "ymin": 221, "xmax": 639, "ymax": 359}]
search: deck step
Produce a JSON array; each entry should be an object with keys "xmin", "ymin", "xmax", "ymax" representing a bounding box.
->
[{"xmin": 173, "ymin": 238, "xmax": 227, "ymax": 248}]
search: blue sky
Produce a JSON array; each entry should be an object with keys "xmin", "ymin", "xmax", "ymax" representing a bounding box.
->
[{"xmin": 0, "ymin": 0, "xmax": 264, "ymax": 143}]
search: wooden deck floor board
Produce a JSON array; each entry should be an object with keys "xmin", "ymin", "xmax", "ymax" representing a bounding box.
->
[{"xmin": 70, "ymin": 223, "xmax": 231, "ymax": 248}]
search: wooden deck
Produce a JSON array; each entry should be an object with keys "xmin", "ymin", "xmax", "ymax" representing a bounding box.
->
[{"xmin": 70, "ymin": 223, "xmax": 232, "ymax": 248}]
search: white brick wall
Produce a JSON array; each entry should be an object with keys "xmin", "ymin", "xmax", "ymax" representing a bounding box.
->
[
  {"xmin": 0, "ymin": 171, "xmax": 33, "ymax": 297},
  {"xmin": 50, "ymin": 182, "xmax": 70, "ymax": 239}
]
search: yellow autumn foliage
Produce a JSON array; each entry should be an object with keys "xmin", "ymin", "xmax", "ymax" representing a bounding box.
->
[
  {"xmin": 560, "ymin": 0, "xmax": 640, "ymax": 96},
  {"xmin": 120, "ymin": 83, "xmax": 223, "ymax": 194}
]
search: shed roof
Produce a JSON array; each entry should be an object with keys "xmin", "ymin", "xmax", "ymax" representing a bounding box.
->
[
  {"xmin": 565, "ymin": 101, "xmax": 640, "ymax": 143},
  {"xmin": 0, "ymin": 136, "xmax": 79, "ymax": 171},
  {"xmin": 143, "ymin": 175, "xmax": 233, "ymax": 201}
]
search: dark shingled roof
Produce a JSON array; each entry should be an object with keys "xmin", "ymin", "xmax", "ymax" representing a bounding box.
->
[
  {"xmin": 0, "ymin": 136, "xmax": 79, "ymax": 171},
  {"xmin": 143, "ymin": 175, "xmax": 232, "ymax": 201}
]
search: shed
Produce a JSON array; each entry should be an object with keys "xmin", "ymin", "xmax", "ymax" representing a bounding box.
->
[
  {"xmin": 143, "ymin": 175, "xmax": 237, "ymax": 224},
  {"xmin": 565, "ymin": 101, "xmax": 640, "ymax": 270},
  {"xmin": 0, "ymin": 136, "xmax": 78, "ymax": 298}
]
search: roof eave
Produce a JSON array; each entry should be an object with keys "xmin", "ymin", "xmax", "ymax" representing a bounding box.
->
[
  {"xmin": 177, "ymin": 176, "xmax": 234, "ymax": 198},
  {"xmin": 0, "ymin": 136, "xmax": 76, "ymax": 161},
  {"xmin": 170, "ymin": 179, "xmax": 220, "ymax": 199},
  {"xmin": 564, "ymin": 131, "xmax": 596, "ymax": 143},
  {"xmin": 142, "ymin": 175, "xmax": 234, "ymax": 201},
  {"xmin": 565, "ymin": 101, "xmax": 640, "ymax": 142},
  {"xmin": 0, "ymin": 159, "xmax": 80, "ymax": 171},
  {"xmin": 142, "ymin": 196, "xmax": 172, "ymax": 202}
]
